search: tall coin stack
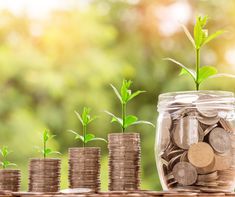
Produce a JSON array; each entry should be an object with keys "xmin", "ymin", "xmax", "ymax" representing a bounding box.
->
[
  {"xmin": 108, "ymin": 133, "xmax": 141, "ymax": 191},
  {"xmin": 0, "ymin": 169, "xmax": 20, "ymax": 191},
  {"xmin": 156, "ymin": 92, "xmax": 235, "ymax": 192},
  {"xmin": 28, "ymin": 158, "xmax": 61, "ymax": 192},
  {"xmin": 68, "ymin": 147, "xmax": 101, "ymax": 192}
]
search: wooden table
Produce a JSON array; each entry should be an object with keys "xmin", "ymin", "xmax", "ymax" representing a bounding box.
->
[{"xmin": 0, "ymin": 191, "xmax": 233, "ymax": 197}]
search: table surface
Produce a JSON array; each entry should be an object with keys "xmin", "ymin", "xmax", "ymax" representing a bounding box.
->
[{"xmin": 0, "ymin": 191, "xmax": 234, "ymax": 197}]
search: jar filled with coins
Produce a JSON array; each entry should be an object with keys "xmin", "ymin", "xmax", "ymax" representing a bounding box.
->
[{"xmin": 155, "ymin": 91, "xmax": 235, "ymax": 192}]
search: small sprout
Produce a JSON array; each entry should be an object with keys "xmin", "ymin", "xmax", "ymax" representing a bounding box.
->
[
  {"xmin": 36, "ymin": 129, "xmax": 61, "ymax": 158},
  {"xmin": 164, "ymin": 15, "xmax": 235, "ymax": 90},
  {"xmin": 68, "ymin": 107, "xmax": 107, "ymax": 147},
  {"xmin": 0, "ymin": 146, "xmax": 16, "ymax": 169},
  {"xmin": 106, "ymin": 79, "xmax": 155, "ymax": 133}
]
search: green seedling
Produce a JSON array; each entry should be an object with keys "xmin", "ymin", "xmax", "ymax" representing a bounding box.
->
[
  {"xmin": 68, "ymin": 107, "xmax": 107, "ymax": 147},
  {"xmin": 0, "ymin": 146, "xmax": 16, "ymax": 169},
  {"xmin": 164, "ymin": 15, "xmax": 235, "ymax": 90},
  {"xmin": 105, "ymin": 79, "xmax": 155, "ymax": 133},
  {"xmin": 36, "ymin": 129, "xmax": 61, "ymax": 158}
]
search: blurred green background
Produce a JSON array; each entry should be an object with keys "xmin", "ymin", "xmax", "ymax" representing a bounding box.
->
[{"xmin": 0, "ymin": 0, "xmax": 235, "ymax": 191}]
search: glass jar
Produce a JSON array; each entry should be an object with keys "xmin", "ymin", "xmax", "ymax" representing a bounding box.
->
[{"xmin": 155, "ymin": 91, "xmax": 235, "ymax": 192}]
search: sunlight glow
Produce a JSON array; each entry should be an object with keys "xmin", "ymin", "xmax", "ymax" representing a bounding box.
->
[
  {"xmin": 225, "ymin": 48, "xmax": 235, "ymax": 65},
  {"xmin": 155, "ymin": 1, "xmax": 192, "ymax": 36},
  {"xmin": 0, "ymin": 0, "xmax": 91, "ymax": 19}
]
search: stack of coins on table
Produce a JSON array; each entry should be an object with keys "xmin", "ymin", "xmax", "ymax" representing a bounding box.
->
[
  {"xmin": 108, "ymin": 133, "xmax": 141, "ymax": 191},
  {"xmin": 0, "ymin": 170, "xmax": 20, "ymax": 191},
  {"xmin": 68, "ymin": 147, "xmax": 101, "ymax": 192},
  {"xmin": 157, "ymin": 93, "xmax": 235, "ymax": 191},
  {"xmin": 28, "ymin": 159, "xmax": 61, "ymax": 192}
]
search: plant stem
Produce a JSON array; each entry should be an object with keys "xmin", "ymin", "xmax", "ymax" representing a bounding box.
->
[
  {"xmin": 43, "ymin": 138, "xmax": 46, "ymax": 159},
  {"xmin": 3, "ymin": 160, "xmax": 5, "ymax": 169},
  {"xmin": 122, "ymin": 103, "xmax": 126, "ymax": 133},
  {"xmin": 196, "ymin": 48, "xmax": 200, "ymax": 90},
  {"xmin": 83, "ymin": 125, "xmax": 86, "ymax": 147}
]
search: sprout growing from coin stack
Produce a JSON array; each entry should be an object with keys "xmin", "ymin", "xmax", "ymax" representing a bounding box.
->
[
  {"xmin": 28, "ymin": 129, "xmax": 61, "ymax": 193},
  {"xmin": 156, "ymin": 15, "xmax": 235, "ymax": 192},
  {"xmin": 68, "ymin": 107, "xmax": 106, "ymax": 192},
  {"xmin": 106, "ymin": 79, "xmax": 154, "ymax": 191},
  {"xmin": 0, "ymin": 146, "xmax": 20, "ymax": 192}
]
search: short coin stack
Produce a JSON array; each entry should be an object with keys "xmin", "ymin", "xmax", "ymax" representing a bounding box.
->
[
  {"xmin": 28, "ymin": 158, "xmax": 61, "ymax": 192},
  {"xmin": 157, "ymin": 92, "xmax": 235, "ymax": 191},
  {"xmin": 68, "ymin": 147, "xmax": 101, "ymax": 192},
  {"xmin": 108, "ymin": 133, "xmax": 141, "ymax": 191},
  {"xmin": 0, "ymin": 169, "xmax": 20, "ymax": 192}
]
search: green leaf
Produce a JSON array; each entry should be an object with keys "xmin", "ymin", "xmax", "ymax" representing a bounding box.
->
[
  {"xmin": 44, "ymin": 148, "xmax": 52, "ymax": 156},
  {"xmin": 74, "ymin": 111, "xmax": 84, "ymax": 125},
  {"xmin": 49, "ymin": 151, "xmax": 61, "ymax": 155},
  {"xmin": 84, "ymin": 133, "xmax": 95, "ymax": 143},
  {"xmin": 90, "ymin": 137, "xmax": 107, "ymax": 143},
  {"xmin": 68, "ymin": 130, "xmax": 84, "ymax": 142},
  {"xmin": 208, "ymin": 73, "xmax": 235, "ymax": 79},
  {"xmin": 121, "ymin": 79, "xmax": 132, "ymax": 103},
  {"xmin": 128, "ymin": 90, "xmax": 146, "ymax": 102},
  {"xmin": 131, "ymin": 120, "xmax": 155, "ymax": 127},
  {"xmin": 164, "ymin": 58, "xmax": 196, "ymax": 80},
  {"xmin": 0, "ymin": 146, "xmax": 10, "ymax": 158},
  {"xmin": 198, "ymin": 66, "xmax": 218, "ymax": 84},
  {"xmin": 75, "ymin": 108, "xmax": 97, "ymax": 126},
  {"xmin": 180, "ymin": 24, "xmax": 195, "ymax": 48},
  {"xmin": 202, "ymin": 29, "xmax": 208, "ymax": 44},
  {"xmin": 9, "ymin": 162, "xmax": 16, "ymax": 167},
  {"xmin": 1, "ymin": 161, "xmax": 16, "ymax": 169},
  {"xmin": 179, "ymin": 68, "xmax": 188, "ymax": 76},
  {"xmin": 124, "ymin": 115, "xmax": 138, "ymax": 128},
  {"xmin": 82, "ymin": 107, "xmax": 91, "ymax": 125},
  {"xmin": 193, "ymin": 16, "xmax": 209, "ymax": 48},
  {"xmin": 203, "ymin": 30, "xmax": 226, "ymax": 45},
  {"xmin": 88, "ymin": 116, "xmax": 98, "ymax": 124},
  {"xmin": 105, "ymin": 111, "xmax": 123, "ymax": 126},
  {"xmin": 44, "ymin": 148, "xmax": 61, "ymax": 156},
  {"xmin": 110, "ymin": 84, "xmax": 122, "ymax": 103},
  {"xmin": 199, "ymin": 15, "xmax": 208, "ymax": 27},
  {"xmin": 43, "ymin": 129, "xmax": 49, "ymax": 143},
  {"xmin": 84, "ymin": 133, "xmax": 107, "ymax": 143},
  {"xmin": 194, "ymin": 16, "xmax": 203, "ymax": 49},
  {"xmin": 50, "ymin": 135, "xmax": 56, "ymax": 140},
  {"xmin": 179, "ymin": 68, "xmax": 196, "ymax": 77}
]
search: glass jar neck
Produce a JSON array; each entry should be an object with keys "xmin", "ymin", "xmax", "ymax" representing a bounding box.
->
[{"xmin": 157, "ymin": 90, "xmax": 235, "ymax": 112}]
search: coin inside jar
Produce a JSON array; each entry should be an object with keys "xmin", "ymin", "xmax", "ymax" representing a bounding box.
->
[
  {"xmin": 188, "ymin": 142, "xmax": 214, "ymax": 168},
  {"xmin": 209, "ymin": 127, "xmax": 231, "ymax": 154},
  {"xmin": 173, "ymin": 116, "xmax": 199, "ymax": 150},
  {"xmin": 159, "ymin": 113, "xmax": 172, "ymax": 151},
  {"xmin": 172, "ymin": 162, "xmax": 197, "ymax": 186},
  {"xmin": 213, "ymin": 153, "xmax": 232, "ymax": 171},
  {"xmin": 157, "ymin": 91, "xmax": 235, "ymax": 191},
  {"xmin": 196, "ymin": 95, "xmax": 218, "ymax": 118},
  {"xmin": 197, "ymin": 115, "xmax": 220, "ymax": 126}
]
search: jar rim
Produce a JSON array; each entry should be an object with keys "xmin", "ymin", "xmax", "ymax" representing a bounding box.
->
[
  {"xmin": 157, "ymin": 90, "xmax": 235, "ymax": 111},
  {"xmin": 158, "ymin": 90, "xmax": 234, "ymax": 99}
]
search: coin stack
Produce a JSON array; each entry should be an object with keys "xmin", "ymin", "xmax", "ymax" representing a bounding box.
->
[
  {"xmin": 157, "ymin": 92, "xmax": 235, "ymax": 191},
  {"xmin": 108, "ymin": 133, "xmax": 141, "ymax": 191},
  {"xmin": 0, "ymin": 169, "xmax": 20, "ymax": 191},
  {"xmin": 68, "ymin": 147, "xmax": 101, "ymax": 192},
  {"xmin": 28, "ymin": 158, "xmax": 61, "ymax": 192}
]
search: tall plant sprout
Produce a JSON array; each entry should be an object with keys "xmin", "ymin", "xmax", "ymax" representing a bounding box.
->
[
  {"xmin": 69, "ymin": 107, "xmax": 107, "ymax": 147},
  {"xmin": 0, "ymin": 146, "xmax": 16, "ymax": 169},
  {"xmin": 106, "ymin": 79, "xmax": 154, "ymax": 133},
  {"xmin": 36, "ymin": 129, "xmax": 61, "ymax": 158},
  {"xmin": 165, "ymin": 15, "xmax": 235, "ymax": 90}
]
